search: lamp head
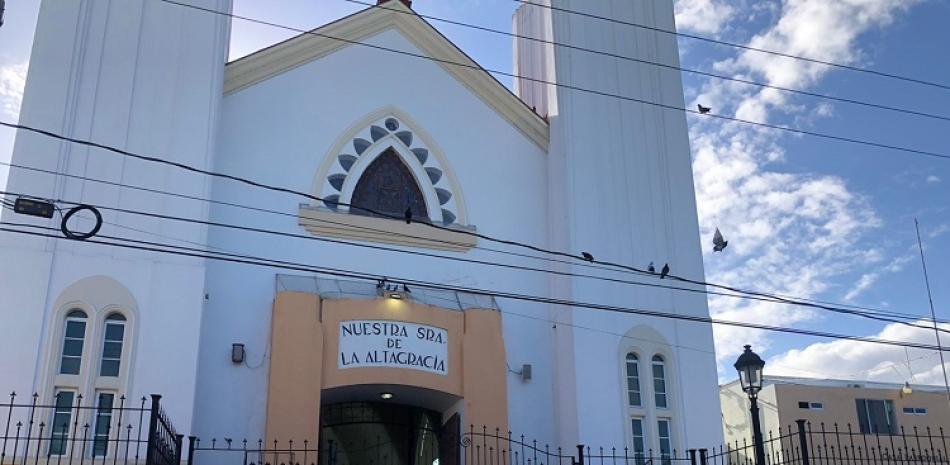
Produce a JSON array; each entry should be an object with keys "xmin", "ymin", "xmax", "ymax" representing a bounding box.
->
[{"xmin": 734, "ymin": 345, "xmax": 765, "ymax": 396}]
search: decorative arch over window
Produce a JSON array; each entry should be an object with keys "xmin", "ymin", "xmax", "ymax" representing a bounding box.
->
[
  {"xmin": 619, "ymin": 326, "xmax": 679, "ymax": 465},
  {"xmin": 311, "ymin": 107, "xmax": 467, "ymax": 226},
  {"xmin": 43, "ymin": 276, "xmax": 138, "ymax": 410}
]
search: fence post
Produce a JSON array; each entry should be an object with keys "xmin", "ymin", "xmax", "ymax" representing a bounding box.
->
[
  {"xmin": 146, "ymin": 394, "xmax": 162, "ymax": 465},
  {"xmin": 575, "ymin": 444, "xmax": 585, "ymax": 465},
  {"xmin": 175, "ymin": 434, "xmax": 184, "ymax": 465},
  {"xmin": 689, "ymin": 449, "xmax": 697, "ymax": 465},
  {"xmin": 699, "ymin": 448, "xmax": 708, "ymax": 465},
  {"xmin": 188, "ymin": 436, "xmax": 197, "ymax": 465},
  {"xmin": 796, "ymin": 420, "xmax": 810, "ymax": 465}
]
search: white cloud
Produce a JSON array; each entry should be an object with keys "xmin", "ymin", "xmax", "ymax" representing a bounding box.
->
[
  {"xmin": 926, "ymin": 175, "xmax": 941, "ymax": 184},
  {"xmin": 767, "ymin": 321, "xmax": 950, "ymax": 386},
  {"xmin": 0, "ymin": 63, "xmax": 27, "ymax": 120},
  {"xmin": 674, "ymin": 0, "xmax": 735, "ymax": 35},
  {"xmin": 682, "ymin": 0, "xmax": 919, "ymax": 368}
]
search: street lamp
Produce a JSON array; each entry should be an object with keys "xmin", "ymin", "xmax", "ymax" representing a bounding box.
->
[{"xmin": 734, "ymin": 345, "xmax": 766, "ymax": 465}]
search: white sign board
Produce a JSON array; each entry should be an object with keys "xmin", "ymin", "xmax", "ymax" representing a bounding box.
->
[{"xmin": 338, "ymin": 320, "xmax": 448, "ymax": 375}]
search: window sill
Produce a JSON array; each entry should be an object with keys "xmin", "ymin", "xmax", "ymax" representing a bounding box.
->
[{"xmin": 299, "ymin": 205, "xmax": 477, "ymax": 252}]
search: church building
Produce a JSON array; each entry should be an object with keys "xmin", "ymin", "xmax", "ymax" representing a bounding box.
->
[{"xmin": 0, "ymin": 0, "xmax": 723, "ymax": 463}]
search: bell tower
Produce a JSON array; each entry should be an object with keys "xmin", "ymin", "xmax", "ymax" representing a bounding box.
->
[
  {"xmin": 514, "ymin": 0, "xmax": 722, "ymax": 450},
  {"xmin": 0, "ymin": 0, "xmax": 232, "ymax": 432}
]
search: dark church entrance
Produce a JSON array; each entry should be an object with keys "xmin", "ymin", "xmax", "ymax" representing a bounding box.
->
[{"xmin": 320, "ymin": 402, "xmax": 459, "ymax": 465}]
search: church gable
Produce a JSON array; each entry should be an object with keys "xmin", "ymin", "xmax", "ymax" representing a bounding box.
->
[{"xmin": 223, "ymin": 1, "xmax": 548, "ymax": 149}]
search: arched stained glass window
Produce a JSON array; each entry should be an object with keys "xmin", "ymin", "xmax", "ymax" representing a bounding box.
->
[{"xmin": 351, "ymin": 149, "xmax": 428, "ymax": 221}]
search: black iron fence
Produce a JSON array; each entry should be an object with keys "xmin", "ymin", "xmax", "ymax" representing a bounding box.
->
[
  {"xmin": 1, "ymin": 392, "xmax": 182, "ymax": 465},
  {"xmin": 9, "ymin": 390, "xmax": 948, "ymax": 465}
]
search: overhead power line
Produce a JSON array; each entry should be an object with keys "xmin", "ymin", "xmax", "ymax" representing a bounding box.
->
[
  {"xmin": 154, "ymin": 0, "xmax": 950, "ymax": 161},
  {"xmin": 3, "ymin": 125, "xmax": 948, "ymax": 334},
  {"xmin": 7, "ymin": 185, "xmax": 948, "ymax": 336},
  {"xmin": 2, "ymin": 120, "xmax": 948, "ymax": 333},
  {"xmin": 3, "ymin": 159, "xmax": 944, "ymax": 329},
  {"xmin": 1, "ymin": 222, "xmax": 947, "ymax": 353},
  {"xmin": 348, "ymin": 0, "xmax": 950, "ymax": 123},
  {"xmin": 512, "ymin": 0, "xmax": 950, "ymax": 92}
]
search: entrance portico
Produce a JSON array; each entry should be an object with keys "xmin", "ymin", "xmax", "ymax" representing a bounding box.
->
[{"xmin": 264, "ymin": 276, "xmax": 509, "ymax": 452}]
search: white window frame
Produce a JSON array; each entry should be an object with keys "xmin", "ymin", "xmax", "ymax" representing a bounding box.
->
[
  {"xmin": 48, "ymin": 389, "xmax": 77, "ymax": 456},
  {"xmin": 656, "ymin": 418, "xmax": 674, "ymax": 465},
  {"xmin": 620, "ymin": 341, "xmax": 680, "ymax": 462},
  {"xmin": 98, "ymin": 314, "xmax": 127, "ymax": 378},
  {"xmin": 59, "ymin": 310, "xmax": 89, "ymax": 376},
  {"xmin": 91, "ymin": 391, "xmax": 117, "ymax": 457},
  {"xmin": 626, "ymin": 353, "xmax": 643, "ymax": 407},
  {"xmin": 652, "ymin": 355, "xmax": 669, "ymax": 409}
]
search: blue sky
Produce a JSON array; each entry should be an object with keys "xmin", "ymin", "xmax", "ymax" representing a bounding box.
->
[{"xmin": 1, "ymin": 0, "xmax": 948, "ymax": 383}]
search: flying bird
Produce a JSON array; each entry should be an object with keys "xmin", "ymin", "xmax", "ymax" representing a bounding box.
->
[
  {"xmin": 660, "ymin": 263, "xmax": 670, "ymax": 279},
  {"xmin": 697, "ymin": 104, "xmax": 711, "ymax": 114},
  {"xmin": 647, "ymin": 262, "xmax": 656, "ymax": 273},
  {"xmin": 581, "ymin": 252, "xmax": 594, "ymax": 262},
  {"xmin": 713, "ymin": 227, "xmax": 729, "ymax": 252},
  {"xmin": 404, "ymin": 206, "xmax": 412, "ymax": 224}
]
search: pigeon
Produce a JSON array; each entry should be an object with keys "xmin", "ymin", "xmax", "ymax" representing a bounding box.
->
[
  {"xmin": 647, "ymin": 262, "xmax": 656, "ymax": 273},
  {"xmin": 404, "ymin": 206, "xmax": 412, "ymax": 224},
  {"xmin": 581, "ymin": 252, "xmax": 594, "ymax": 262},
  {"xmin": 660, "ymin": 263, "xmax": 670, "ymax": 279},
  {"xmin": 697, "ymin": 104, "xmax": 711, "ymax": 114},
  {"xmin": 713, "ymin": 227, "xmax": 729, "ymax": 252}
]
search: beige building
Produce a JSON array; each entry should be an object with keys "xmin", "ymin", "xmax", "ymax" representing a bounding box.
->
[{"xmin": 722, "ymin": 375, "xmax": 950, "ymax": 450}]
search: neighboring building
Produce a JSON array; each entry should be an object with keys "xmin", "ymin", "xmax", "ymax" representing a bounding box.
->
[
  {"xmin": 721, "ymin": 375, "xmax": 950, "ymax": 447},
  {"xmin": 0, "ymin": 0, "xmax": 722, "ymax": 463}
]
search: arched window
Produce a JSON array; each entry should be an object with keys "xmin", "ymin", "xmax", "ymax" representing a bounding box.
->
[
  {"xmin": 59, "ymin": 310, "xmax": 88, "ymax": 375},
  {"xmin": 99, "ymin": 313, "xmax": 126, "ymax": 377},
  {"xmin": 652, "ymin": 355, "xmax": 668, "ymax": 408},
  {"xmin": 351, "ymin": 149, "xmax": 428, "ymax": 221},
  {"xmin": 625, "ymin": 353, "xmax": 642, "ymax": 407}
]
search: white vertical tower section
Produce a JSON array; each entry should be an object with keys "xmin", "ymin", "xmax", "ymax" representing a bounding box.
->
[
  {"xmin": 0, "ymin": 0, "xmax": 231, "ymax": 433},
  {"xmin": 515, "ymin": 0, "xmax": 722, "ymax": 450}
]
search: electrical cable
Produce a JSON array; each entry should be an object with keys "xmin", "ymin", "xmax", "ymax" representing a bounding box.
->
[
  {"xmin": 4, "ymin": 187, "xmax": 948, "ymax": 336},
  {"xmin": 511, "ymin": 0, "xmax": 950, "ymax": 92},
  {"xmin": 151, "ymin": 0, "xmax": 950, "ymax": 161},
  {"xmin": 4, "ymin": 158, "xmax": 943, "ymax": 328},
  {"xmin": 347, "ymin": 0, "xmax": 950, "ymax": 123},
  {"xmin": 1, "ymin": 221, "xmax": 947, "ymax": 353}
]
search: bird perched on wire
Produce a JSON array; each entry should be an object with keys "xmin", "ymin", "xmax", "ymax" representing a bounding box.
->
[
  {"xmin": 713, "ymin": 227, "xmax": 729, "ymax": 252},
  {"xmin": 581, "ymin": 252, "xmax": 594, "ymax": 262},
  {"xmin": 647, "ymin": 262, "xmax": 656, "ymax": 274},
  {"xmin": 660, "ymin": 263, "xmax": 670, "ymax": 279},
  {"xmin": 697, "ymin": 104, "xmax": 711, "ymax": 114},
  {"xmin": 404, "ymin": 206, "xmax": 412, "ymax": 224}
]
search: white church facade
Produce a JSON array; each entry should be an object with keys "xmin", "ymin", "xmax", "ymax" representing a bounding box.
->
[{"xmin": 0, "ymin": 0, "xmax": 722, "ymax": 463}]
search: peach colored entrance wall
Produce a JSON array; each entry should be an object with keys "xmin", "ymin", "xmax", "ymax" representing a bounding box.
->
[{"xmin": 265, "ymin": 293, "xmax": 508, "ymax": 445}]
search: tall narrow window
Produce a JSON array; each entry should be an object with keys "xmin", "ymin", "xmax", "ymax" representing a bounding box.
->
[
  {"xmin": 92, "ymin": 392, "xmax": 115, "ymax": 457},
  {"xmin": 48, "ymin": 390, "xmax": 75, "ymax": 455},
  {"xmin": 625, "ymin": 353, "xmax": 642, "ymax": 407},
  {"xmin": 351, "ymin": 149, "xmax": 428, "ymax": 221},
  {"xmin": 657, "ymin": 419, "xmax": 673, "ymax": 465},
  {"xmin": 631, "ymin": 418, "xmax": 647, "ymax": 465},
  {"xmin": 99, "ymin": 313, "xmax": 126, "ymax": 377},
  {"xmin": 60, "ymin": 310, "xmax": 88, "ymax": 375},
  {"xmin": 652, "ymin": 355, "xmax": 668, "ymax": 408}
]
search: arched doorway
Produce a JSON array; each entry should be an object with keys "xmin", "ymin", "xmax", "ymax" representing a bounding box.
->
[{"xmin": 320, "ymin": 402, "xmax": 459, "ymax": 465}]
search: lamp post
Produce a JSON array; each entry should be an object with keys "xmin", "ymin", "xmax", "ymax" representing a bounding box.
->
[{"xmin": 734, "ymin": 345, "xmax": 767, "ymax": 465}]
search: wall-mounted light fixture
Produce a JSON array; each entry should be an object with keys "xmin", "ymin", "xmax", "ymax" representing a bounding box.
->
[
  {"xmin": 901, "ymin": 382, "xmax": 913, "ymax": 397},
  {"xmin": 231, "ymin": 343, "xmax": 245, "ymax": 364},
  {"xmin": 377, "ymin": 279, "xmax": 411, "ymax": 300},
  {"xmin": 380, "ymin": 392, "xmax": 394, "ymax": 400}
]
